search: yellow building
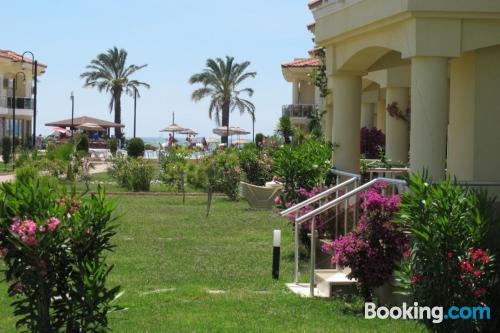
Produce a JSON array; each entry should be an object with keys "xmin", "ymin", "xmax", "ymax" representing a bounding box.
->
[
  {"xmin": 281, "ymin": 57, "xmax": 321, "ymax": 130},
  {"xmin": 301, "ymin": 0, "xmax": 500, "ymax": 186},
  {"xmin": 0, "ymin": 50, "xmax": 46, "ymax": 143}
]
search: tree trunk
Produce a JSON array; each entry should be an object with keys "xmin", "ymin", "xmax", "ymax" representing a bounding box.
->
[
  {"xmin": 221, "ymin": 100, "xmax": 230, "ymax": 145},
  {"xmin": 114, "ymin": 91, "xmax": 123, "ymax": 139}
]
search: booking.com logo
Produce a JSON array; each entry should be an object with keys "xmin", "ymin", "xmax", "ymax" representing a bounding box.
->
[{"xmin": 365, "ymin": 302, "xmax": 491, "ymax": 323}]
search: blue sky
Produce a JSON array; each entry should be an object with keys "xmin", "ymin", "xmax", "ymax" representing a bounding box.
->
[{"xmin": 4, "ymin": 0, "xmax": 314, "ymax": 139}]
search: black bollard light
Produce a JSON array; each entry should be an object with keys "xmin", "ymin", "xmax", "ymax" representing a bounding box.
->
[{"xmin": 272, "ymin": 230, "xmax": 281, "ymax": 280}]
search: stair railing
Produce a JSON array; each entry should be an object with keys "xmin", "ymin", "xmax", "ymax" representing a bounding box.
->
[
  {"xmin": 280, "ymin": 169, "xmax": 361, "ymax": 285},
  {"xmin": 294, "ymin": 177, "xmax": 408, "ymax": 297}
]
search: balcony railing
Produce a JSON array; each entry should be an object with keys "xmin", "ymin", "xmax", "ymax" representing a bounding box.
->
[
  {"xmin": 0, "ymin": 96, "xmax": 33, "ymax": 109},
  {"xmin": 282, "ymin": 104, "xmax": 317, "ymax": 118}
]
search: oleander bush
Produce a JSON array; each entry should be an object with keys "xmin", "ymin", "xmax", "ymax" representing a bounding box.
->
[
  {"xmin": 237, "ymin": 144, "xmax": 273, "ymax": 186},
  {"xmin": 397, "ymin": 176, "xmax": 500, "ymax": 332},
  {"xmin": 108, "ymin": 155, "xmax": 154, "ymax": 192},
  {"xmin": 0, "ymin": 175, "xmax": 121, "ymax": 332}
]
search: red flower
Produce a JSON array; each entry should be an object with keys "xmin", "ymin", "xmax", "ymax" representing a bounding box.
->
[
  {"xmin": 447, "ymin": 252, "xmax": 454, "ymax": 259},
  {"xmin": 473, "ymin": 270, "xmax": 483, "ymax": 277},
  {"xmin": 411, "ymin": 273, "xmax": 422, "ymax": 284},
  {"xmin": 459, "ymin": 260, "xmax": 474, "ymax": 273},
  {"xmin": 474, "ymin": 288, "xmax": 487, "ymax": 297},
  {"xmin": 458, "ymin": 274, "xmax": 466, "ymax": 281}
]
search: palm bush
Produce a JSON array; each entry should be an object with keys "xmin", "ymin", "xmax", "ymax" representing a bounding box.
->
[
  {"xmin": 189, "ymin": 56, "xmax": 256, "ymax": 144},
  {"xmin": 81, "ymin": 47, "xmax": 150, "ymax": 138}
]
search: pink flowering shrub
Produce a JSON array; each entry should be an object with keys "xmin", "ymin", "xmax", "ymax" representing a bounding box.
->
[
  {"xmin": 0, "ymin": 176, "xmax": 120, "ymax": 332},
  {"xmin": 398, "ymin": 176, "xmax": 500, "ymax": 332},
  {"xmin": 324, "ymin": 182, "xmax": 407, "ymax": 301}
]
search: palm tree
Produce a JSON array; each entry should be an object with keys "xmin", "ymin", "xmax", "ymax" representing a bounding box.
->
[
  {"xmin": 189, "ymin": 56, "xmax": 256, "ymax": 144},
  {"xmin": 81, "ymin": 47, "xmax": 150, "ymax": 138}
]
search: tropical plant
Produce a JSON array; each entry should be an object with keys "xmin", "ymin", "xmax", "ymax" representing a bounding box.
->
[
  {"xmin": 0, "ymin": 176, "xmax": 121, "ymax": 332},
  {"xmin": 80, "ymin": 47, "xmax": 150, "ymax": 138},
  {"xmin": 396, "ymin": 175, "xmax": 500, "ymax": 332},
  {"xmin": 160, "ymin": 147, "xmax": 189, "ymax": 203},
  {"xmin": 127, "ymin": 137, "xmax": 145, "ymax": 158},
  {"xmin": 189, "ymin": 56, "xmax": 256, "ymax": 144},
  {"xmin": 276, "ymin": 116, "xmax": 294, "ymax": 144},
  {"xmin": 108, "ymin": 155, "xmax": 154, "ymax": 192},
  {"xmin": 255, "ymin": 133, "xmax": 264, "ymax": 148}
]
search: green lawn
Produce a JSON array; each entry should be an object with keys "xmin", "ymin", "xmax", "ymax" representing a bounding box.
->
[{"xmin": 0, "ymin": 195, "xmax": 425, "ymax": 332}]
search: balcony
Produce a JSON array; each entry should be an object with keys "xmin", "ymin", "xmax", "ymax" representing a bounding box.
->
[
  {"xmin": 282, "ymin": 104, "xmax": 317, "ymax": 119},
  {"xmin": 0, "ymin": 96, "xmax": 33, "ymax": 109}
]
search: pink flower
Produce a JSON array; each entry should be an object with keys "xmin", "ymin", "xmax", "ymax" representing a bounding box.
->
[
  {"xmin": 447, "ymin": 252, "xmax": 454, "ymax": 259},
  {"xmin": 47, "ymin": 217, "xmax": 61, "ymax": 232},
  {"xmin": 473, "ymin": 270, "xmax": 483, "ymax": 277},
  {"xmin": 274, "ymin": 196, "xmax": 282, "ymax": 205},
  {"xmin": 11, "ymin": 218, "xmax": 38, "ymax": 246}
]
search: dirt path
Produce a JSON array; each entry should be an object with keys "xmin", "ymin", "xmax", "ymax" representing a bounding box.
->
[{"xmin": 0, "ymin": 163, "xmax": 110, "ymax": 183}]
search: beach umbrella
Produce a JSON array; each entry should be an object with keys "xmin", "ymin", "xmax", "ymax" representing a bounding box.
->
[
  {"xmin": 231, "ymin": 127, "xmax": 251, "ymax": 135},
  {"xmin": 78, "ymin": 122, "xmax": 106, "ymax": 132},
  {"xmin": 160, "ymin": 111, "xmax": 187, "ymax": 138},
  {"xmin": 212, "ymin": 126, "xmax": 240, "ymax": 137},
  {"xmin": 179, "ymin": 129, "xmax": 198, "ymax": 136}
]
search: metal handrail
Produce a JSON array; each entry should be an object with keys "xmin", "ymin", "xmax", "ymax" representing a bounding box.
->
[
  {"xmin": 280, "ymin": 177, "xmax": 358, "ymax": 217},
  {"xmin": 296, "ymin": 177, "xmax": 407, "ymax": 225},
  {"xmin": 331, "ymin": 169, "xmax": 361, "ymax": 179}
]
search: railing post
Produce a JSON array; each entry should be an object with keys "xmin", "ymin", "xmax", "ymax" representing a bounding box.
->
[
  {"xmin": 294, "ymin": 212, "xmax": 299, "ymax": 284},
  {"xmin": 353, "ymin": 179, "xmax": 358, "ymax": 228},
  {"xmin": 310, "ymin": 217, "xmax": 316, "ymax": 297}
]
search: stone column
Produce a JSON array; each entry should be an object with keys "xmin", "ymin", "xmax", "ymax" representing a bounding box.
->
[
  {"xmin": 410, "ymin": 57, "xmax": 449, "ymax": 180},
  {"xmin": 332, "ymin": 74, "xmax": 362, "ymax": 173},
  {"xmin": 385, "ymin": 87, "xmax": 410, "ymax": 163},
  {"xmin": 292, "ymin": 80, "xmax": 299, "ymax": 104},
  {"xmin": 376, "ymin": 99, "xmax": 386, "ymax": 133},
  {"xmin": 360, "ymin": 103, "xmax": 374, "ymax": 129},
  {"xmin": 324, "ymin": 103, "xmax": 333, "ymax": 143}
]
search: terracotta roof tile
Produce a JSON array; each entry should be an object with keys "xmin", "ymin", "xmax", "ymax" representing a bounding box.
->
[
  {"xmin": 307, "ymin": 22, "xmax": 316, "ymax": 32},
  {"xmin": 281, "ymin": 58, "xmax": 321, "ymax": 68},
  {"xmin": 0, "ymin": 49, "xmax": 47, "ymax": 68}
]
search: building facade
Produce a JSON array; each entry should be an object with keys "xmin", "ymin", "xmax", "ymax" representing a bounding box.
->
[
  {"xmin": 305, "ymin": 0, "xmax": 500, "ymax": 187},
  {"xmin": 0, "ymin": 50, "xmax": 46, "ymax": 144}
]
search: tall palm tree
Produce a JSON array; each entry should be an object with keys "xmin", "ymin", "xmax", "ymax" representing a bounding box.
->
[
  {"xmin": 189, "ymin": 56, "xmax": 256, "ymax": 144},
  {"xmin": 81, "ymin": 47, "xmax": 150, "ymax": 138}
]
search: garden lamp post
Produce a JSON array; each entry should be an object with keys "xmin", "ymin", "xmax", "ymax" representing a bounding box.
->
[
  {"xmin": 70, "ymin": 91, "xmax": 75, "ymax": 136},
  {"xmin": 12, "ymin": 71, "xmax": 26, "ymax": 163},
  {"xmin": 20, "ymin": 51, "xmax": 37, "ymax": 148}
]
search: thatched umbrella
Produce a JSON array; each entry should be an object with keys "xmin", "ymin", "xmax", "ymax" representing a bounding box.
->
[
  {"xmin": 78, "ymin": 122, "xmax": 106, "ymax": 132},
  {"xmin": 160, "ymin": 112, "xmax": 187, "ymax": 138}
]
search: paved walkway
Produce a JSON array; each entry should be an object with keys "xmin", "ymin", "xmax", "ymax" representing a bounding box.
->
[{"xmin": 0, "ymin": 162, "xmax": 110, "ymax": 183}]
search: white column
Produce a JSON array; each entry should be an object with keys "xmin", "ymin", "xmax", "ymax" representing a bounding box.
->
[
  {"xmin": 292, "ymin": 80, "xmax": 299, "ymax": 104},
  {"xmin": 360, "ymin": 103, "xmax": 374, "ymax": 129},
  {"xmin": 410, "ymin": 57, "xmax": 449, "ymax": 180},
  {"xmin": 376, "ymin": 99, "xmax": 386, "ymax": 133},
  {"xmin": 332, "ymin": 74, "xmax": 362, "ymax": 173},
  {"xmin": 385, "ymin": 87, "xmax": 410, "ymax": 163}
]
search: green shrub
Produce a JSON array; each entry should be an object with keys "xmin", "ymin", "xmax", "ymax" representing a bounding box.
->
[
  {"xmin": 160, "ymin": 147, "xmax": 189, "ymax": 202},
  {"xmin": 128, "ymin": 159, "xmax": 154, "ymax": 192},
  {"xmin": 2, "ymin": 136, "xmax": 12, "ymax": 166},
  {"xmin": 273, "ymin": 138, "xmax": 332, "ymax": 202},
  {"xmin": 0, "ymin": 177, "xmax": 121, "ymax": 332},
  {"xmin": 127, "ymin": 138, "xmax": 145, "ymax": 158},
  {"xmin": 397, "ymin": 175, "xmax": 500, "ymax": 332},
  {"xmin": 108, "ymin": 156, "xmax": 154, "ymax": 191},
  {"xmin": 237, "ymin": 144, "xmax": 272, "ymax": 186},
  {"xmin": 76, "ymin": 133, "xmax": 89, "ymax": 153},
  {"xmin": 186, "ymin": 161, "xmax": 208, "ymax": 190},
  {"xmin": 15, "ymin": 165, "xmax": 39, "ymax": 184},
  {"xmin": 108, "ymin": 138, "xmax": 118, "ymax": 156},
  {"xmin": 255, "ymin": 133, "xmax": 264, "ymax": 147}
]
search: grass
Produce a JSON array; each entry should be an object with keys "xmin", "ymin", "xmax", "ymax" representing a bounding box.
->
[
  {"xmin": 0, "ymin": 195, "xmax": 426, "ymax": 332},
  {"xmin": 67, "ymin": 171, "xmax": 204, "ymax": 193}
]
